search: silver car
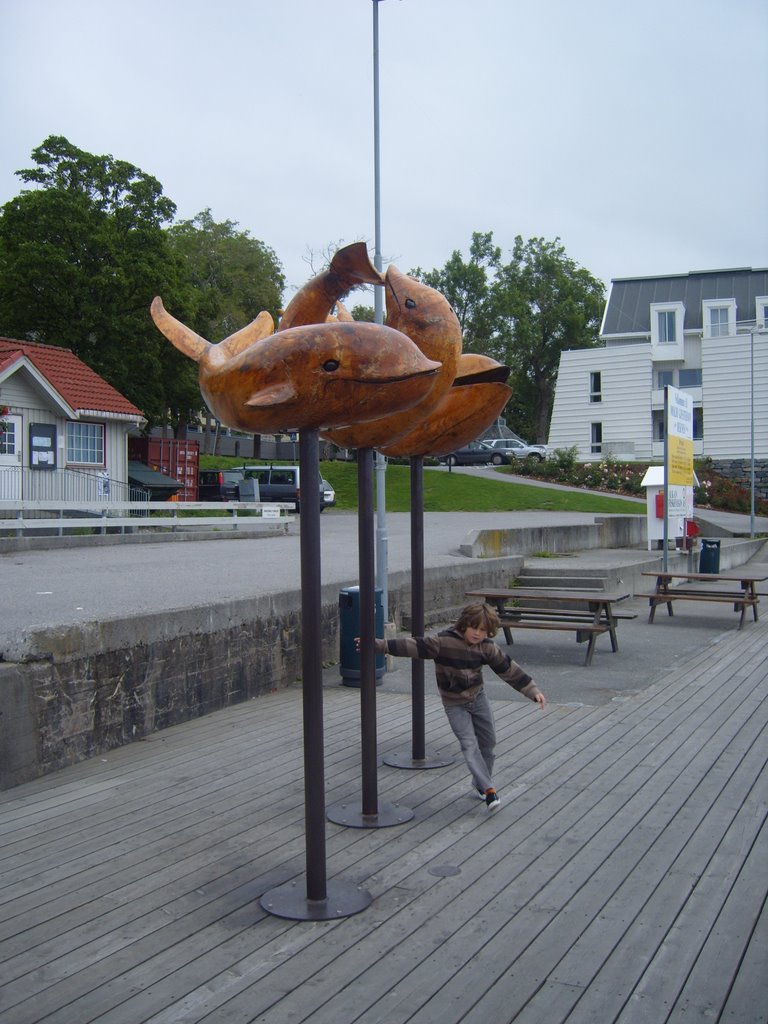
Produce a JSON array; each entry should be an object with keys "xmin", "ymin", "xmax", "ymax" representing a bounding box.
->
[{"xmin": 483, "ymin": 437, "xmax": 548, "ymax": 463}]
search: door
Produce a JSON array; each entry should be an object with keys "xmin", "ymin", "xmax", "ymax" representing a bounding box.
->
[{"xmin": 0, "ymin": 414, "xmax": 23, "ymax": 498}]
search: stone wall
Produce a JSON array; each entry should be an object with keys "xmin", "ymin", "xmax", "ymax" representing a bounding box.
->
[
  {"xmin": 0, "ymin": 555, "xmax": 523, "ymax": 790},
  {"xmin": 710, "ymin": 459, "xmax": 768, "ymax": 501}
]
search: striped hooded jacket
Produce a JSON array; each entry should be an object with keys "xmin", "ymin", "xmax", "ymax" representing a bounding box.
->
[{"xmin": 374, "ymin": 628, "xmax": 541, "ymax": 707}]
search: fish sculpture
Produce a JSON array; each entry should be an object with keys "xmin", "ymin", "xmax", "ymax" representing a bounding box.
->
[
  {"xmin": 321, "ymin": 265, "xmax": 462, "ymax": 450},
  {"xmin": 278, "ymin": 241, "xmax": 383, "ymax": 331},
  {"xmin": 378, "ymin": 353, "xmax": 512, "ymax": 458},
  {"xmin": 150, "ymin": 298, "xmax": 441, "ymax": 435}
]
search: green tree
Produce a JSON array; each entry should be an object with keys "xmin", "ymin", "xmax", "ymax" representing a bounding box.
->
[
  {"xmin": 413, "ymin": 232, "xmax": 604, "ymax": 442},
  {"xmin": 0, "ymin": 136, "xmax": 197, "ymax": 427},
  {"xmin": 166, "ymin": 209, "xmax": 284, "ymax": 341},
  {"xmin": 492, "ymin": 236, "xmax": 604, "ymax": 442},
  {"xmin": 411, "ymin": 231, "xmax": 501, "ymax": 354}
]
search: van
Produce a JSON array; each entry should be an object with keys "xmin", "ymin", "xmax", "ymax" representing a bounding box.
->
[
  {"xmin": 198, "ymin": 469, "xmax": 245, "ymax": 501},
  {"xmin": 242, "ymin": 465, "xmax": 331, "ymax": 513}
]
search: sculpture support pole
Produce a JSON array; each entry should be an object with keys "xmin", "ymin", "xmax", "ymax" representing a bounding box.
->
[
  {"xmin": 382, "ymin": 456, "xmax": 453, "ymax": 771},
  {"xmin": 410, "ymin": 456, "xmax": 426, "ymax": 761},
  {"xmin": 359, "ymin": 448, "xmax": 379, "ymax": 815},
  {"xmin": 327, "ymin": 446, "xmax": 414, "ymax": 829},
  {"xmin": 261, "ymin": 429, "xmax": 372, "ymax": 918},
  {"xmin": 299, "ymin": 428, "xmax": 326, "ymax": 898}
]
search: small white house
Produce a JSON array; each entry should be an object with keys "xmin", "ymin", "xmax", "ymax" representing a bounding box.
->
[
  {"xmin": 547, "ymin": 267, "xmax": 768, "ymax": 465},
  {"xmin": 0, "ymin": 336, "xmax": 146, "ymax": 501}
]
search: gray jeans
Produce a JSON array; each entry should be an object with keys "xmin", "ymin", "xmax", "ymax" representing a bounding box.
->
[{"xmin": 444, "ymin": 689, "xmax": 496, "ymax": 793}]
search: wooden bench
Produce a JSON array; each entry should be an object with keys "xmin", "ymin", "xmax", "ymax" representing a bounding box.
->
[
  {"xmin": 466, "ymin": 587, "xmax": 632, "ymax": 667},
  {"xmin": 639, "ymin": 570, "xmax": 766, "ymax": 629}
]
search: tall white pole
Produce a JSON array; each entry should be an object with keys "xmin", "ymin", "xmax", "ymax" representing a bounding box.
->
[
  {"xmin": 372, "ymin": 0, "xmax": 388, "ymax": 621},
  {"xmin": 750, "ymin": 327, "xmax": 755, "ymax": 538}
]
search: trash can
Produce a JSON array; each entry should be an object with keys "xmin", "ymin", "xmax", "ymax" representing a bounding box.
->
[
  {"xmin": 339, "ymin": 586, "xmax": 385, "ymax": 685},
  {"xmin": 699, "ymin": 538, "xmax": 721, "ymax": 574}
]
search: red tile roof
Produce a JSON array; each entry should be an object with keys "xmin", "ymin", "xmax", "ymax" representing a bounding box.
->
[{"xmin": 0, "ymin": 337, "xmax": 144, "ymax": 419}]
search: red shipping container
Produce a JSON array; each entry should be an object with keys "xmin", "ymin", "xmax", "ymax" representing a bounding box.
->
[{"xmin": 128, "ymin": 438, "xmax": 200, "ymax": 501}]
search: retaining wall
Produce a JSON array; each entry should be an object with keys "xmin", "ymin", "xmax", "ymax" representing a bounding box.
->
[{"xmin": 0, "ymin": 555, "xmax": 523, "ymax": 790}]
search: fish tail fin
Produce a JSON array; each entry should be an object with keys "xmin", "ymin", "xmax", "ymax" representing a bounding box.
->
[
  {"xmin": 217, "ymin": 311, "xmax": 275, "ymax": 359},
  {"xmin": 150, "ymin": 298, "xmax": 210, "ymax": 362}
]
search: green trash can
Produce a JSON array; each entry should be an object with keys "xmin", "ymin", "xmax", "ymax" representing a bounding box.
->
[
  {"xmin": 339, "ymin": 586, "xmax": 385, "ymax": 685},
  {"xmin": 699, "ymin": 539, "xmax": 721, "ymax": 574}
]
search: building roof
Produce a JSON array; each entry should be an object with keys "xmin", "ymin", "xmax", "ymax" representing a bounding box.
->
[
  {"xmin": 602, "ymin": 267, "xmax": 768, "ymax": 337},
  {"xmin": 0, "ymin": 337, "xmax": 144, "ymax": 420}
]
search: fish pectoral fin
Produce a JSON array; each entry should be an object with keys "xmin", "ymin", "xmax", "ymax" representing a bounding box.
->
[{"xmin": 245, "ymin": 382, "xmax": 298, "ymax": 407}]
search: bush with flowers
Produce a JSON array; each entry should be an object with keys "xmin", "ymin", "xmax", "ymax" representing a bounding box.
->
[{"xmin": 509, "ymin": 448, "xmax": 767, "ymax": 515}]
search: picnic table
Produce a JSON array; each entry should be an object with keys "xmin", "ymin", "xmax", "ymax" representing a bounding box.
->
[
  {"xmin": 465, "ymin": 587, "xmax": 633, "ymax": 666},
  {"xmin": 639, "ymin": 569, "xmax": 766, "ymax": 628}
]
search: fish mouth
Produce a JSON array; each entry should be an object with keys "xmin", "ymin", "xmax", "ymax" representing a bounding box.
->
[{"xmin": 339, "ymin": 366, "xmax": 440, "ymax": 385}]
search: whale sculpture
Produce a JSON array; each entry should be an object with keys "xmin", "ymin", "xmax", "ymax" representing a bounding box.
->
[
  {"xmin": 150, "ymin": 298, "xmax": 441, "ymax": 435},
  {"xmin": 321, "ymin": 265, "xmax": 461, "ymax": 450},
  {"xmin": 278, "ymin": 242, "xmax": 383, "ymax": 331},
  {"xmin": 378, "ymin": 353, "xmax": 512, "ymax": 458}
]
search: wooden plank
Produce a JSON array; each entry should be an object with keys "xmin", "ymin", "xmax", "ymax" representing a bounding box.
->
[{"xmin": 0, "ymin": 620, "xmax": 764, "ymax": 1024}]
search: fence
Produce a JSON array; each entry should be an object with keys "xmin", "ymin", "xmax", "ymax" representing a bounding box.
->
[{"xmin": 0, "ymin": 467, "xmax": 147, "ymax": 502}]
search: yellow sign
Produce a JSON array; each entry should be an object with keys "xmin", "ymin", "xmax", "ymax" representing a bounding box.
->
[{"xmin": 668, "ymin": 434, "xmax": 694, "ymax": 485}]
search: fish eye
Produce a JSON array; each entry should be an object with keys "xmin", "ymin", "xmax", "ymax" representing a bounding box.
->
[
  {"xmin": 405, "ymin": 298, "xmax": 417, "ymax": 309},
  {"xmin": 322, "ymin": 359, "xmax": 340, "ymax": 372}
]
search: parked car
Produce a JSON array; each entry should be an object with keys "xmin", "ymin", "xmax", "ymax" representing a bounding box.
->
[
  {"xmin": 482, "ymin": 437, "xmax": 548, "ymax": 462},
  {"xmin": 241, "ymin": 465, "xmax": 329, "ymax": 512},
  {"xmin": 198, "ymin": 469, "xmax": 245, "ymax": 501},
  {"xmin": 321, "ymin": 477, "xmax": 336, "ymax": 509},
  {"xmin": 441, "ymin": 440, "xmax": 507, "ymax": 467}
]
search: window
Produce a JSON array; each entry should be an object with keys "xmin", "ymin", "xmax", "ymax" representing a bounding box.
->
[
  {"xmin": 708, "ymin": 307, "xmax": 729, "ymax": 337},
  {"xmin": 756, "ymin": 297, "xmax": 768, "ymax": 326},
  {"xmin": 658, "ymin": 310, "xmax": 676, "ymax": 343},
  {"xmin": 657, "ymin": 370, "xmax": 674, "ymax": 388},
  {"xmin": 66, "ymin": 421, "xmax": 104, "ymax": 465},
  {"xmin": 702, "ymin": 298, "xmax": 736, "ymax": 338},
  {"xmin": 589, "ymin": 371, "xmax": 602, "ymax": 403},
  {"xmin": 590, "ymin": 422, "xmax": 602, "ymax": 454},
  {"xmin": 693, "ymin": 408, "xmax": 703, "ymax": 440},
  {"xmin": 0, "ymin": 418, "xmax": 16, "ymax": 456},
  {"xmin": 678, "ymin": 368, "xmax": 702, "ymax": 387}
]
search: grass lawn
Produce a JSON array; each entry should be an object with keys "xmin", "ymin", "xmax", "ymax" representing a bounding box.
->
[{"xmin": 200, "ymin": 455, "xmax": 644, "ymax": 514}]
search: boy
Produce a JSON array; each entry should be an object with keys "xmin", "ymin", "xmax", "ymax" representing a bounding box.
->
[{"xmin": 367, "ymin": 602, "xmax": 546, "ymax": 812}]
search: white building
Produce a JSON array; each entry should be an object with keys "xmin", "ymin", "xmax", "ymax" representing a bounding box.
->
[{"xmin": 548, "ymin": 267, "xmax": 768, "ymax": 466}]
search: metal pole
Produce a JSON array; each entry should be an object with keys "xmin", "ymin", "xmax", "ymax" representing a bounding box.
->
[
  {"xmin": 358, "ymin": 448, "xmax": 379, "ymax": 815},
  {"xmin": 663, "ymin": 386, "xmax": 669, "ymax": 572},
  {"xmin": 410, "ymin": 457, "xmax": 426, "ymax": 760},
  {"xmin": 750, "ymin": 328, "xmax": 755, "ymax": 538},
  {"xmin": 372, "ymin": 0, "xmax": 389, "ymax": 622}
]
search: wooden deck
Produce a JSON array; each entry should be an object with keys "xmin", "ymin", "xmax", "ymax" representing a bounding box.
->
[{"xmin": 1, "ymin": 619, "xmax": 766, "ymax": 1024}]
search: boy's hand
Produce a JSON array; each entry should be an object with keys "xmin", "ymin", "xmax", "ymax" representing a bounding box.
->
[{"xmin": 534, "ymin": 692, "xmax": 546, "ymax": 707}]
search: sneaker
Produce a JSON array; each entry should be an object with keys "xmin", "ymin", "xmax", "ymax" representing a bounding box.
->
[{"xmin": 485, "ymin": 789, "xmax": 501, "ymax": 812}]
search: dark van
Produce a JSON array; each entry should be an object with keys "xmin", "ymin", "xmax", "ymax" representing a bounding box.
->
[
  {"xmin": 198, "ymin": 469, "xmax": 245, "ymax": 501},
  {"xmin": 242, "ymin": 465, "xmax": 330, "ymax": 513}
]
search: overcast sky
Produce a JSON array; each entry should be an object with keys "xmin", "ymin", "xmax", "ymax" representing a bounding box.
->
[{"xmin": 2, "ymin": 0, "xmax": 767, "ymax": 307}]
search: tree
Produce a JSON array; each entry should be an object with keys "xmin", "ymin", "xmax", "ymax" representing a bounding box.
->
[
  {"xmin": 492, "ymin": 236, "xmax": 605, "ymax": 442},
  {"xmin": 0, "ymin": 136, "xmax": 196, "ymax": 427},
  {"xmin": 410, "ymin": 231, "xmax": 501, "ymax": 355},
  {"xmin": 413, "ymin": 232, "xmax": 604, "ymax": 442},
  {"xmin": 166, "ymin": 209, "xmax": 284, "ymax": 342}
]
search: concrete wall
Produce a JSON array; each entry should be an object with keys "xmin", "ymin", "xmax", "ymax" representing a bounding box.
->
[
  {"xmin": 0, "ymin": 555, "xmax": 523, "ymax": 790},
  {"xmin": 459, "ymin": 515, "xmax": 648, "ymax": 558}
]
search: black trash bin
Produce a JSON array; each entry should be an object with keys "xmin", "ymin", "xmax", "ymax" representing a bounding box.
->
[
  {"xmin": 699, "ymin": 538, "xmax": 721, "ymax": 574},
  {"xmin": 339, "ymin": 586, "xmax": 385, "ymax": 686}
]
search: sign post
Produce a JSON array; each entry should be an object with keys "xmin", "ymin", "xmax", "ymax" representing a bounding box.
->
[{"xmin": 664, "ymin": 386, "xmax": 694, "ymax": 571}]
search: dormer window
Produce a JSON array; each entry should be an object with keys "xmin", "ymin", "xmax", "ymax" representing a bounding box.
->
[
  {"xmin": 756, "ymin": 296, "xmax": 768, "ymax": 327},
  {"xmin": 650, "ymin": 301, "xmax": 685, "ymax": 360},
  {"xmin": 702, "ymin": 298, "xmax": 736, "ymax": 338}
]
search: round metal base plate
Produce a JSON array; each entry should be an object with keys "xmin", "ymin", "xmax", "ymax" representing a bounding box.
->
[
  {"xmin": 260, "ymin": 878, "xmax": 373, "ymax": 920},
  {"xmin": 326, "ymin": 798, "xmax": 415, "ymax": 828},
  {"xmin": 382, "ymin": 748, "xmax": 455, "ymax": 770}
]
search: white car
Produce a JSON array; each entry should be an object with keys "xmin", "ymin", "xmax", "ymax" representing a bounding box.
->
[{"xmin": 483, "ymin": 437, "xmax": 548, "ymax": 462}]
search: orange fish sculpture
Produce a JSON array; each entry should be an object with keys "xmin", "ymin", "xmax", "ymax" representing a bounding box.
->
[
  {"xmin": 379, "ymin": 353, "xmax": 512, "ymax": 459},
  {"xmin": 150, "ymin": 299, "xmax": 441, "ymax": 435},
  {"xmin": 321, "ymin": 265, "xmax": 462, "ymax": 450}
]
